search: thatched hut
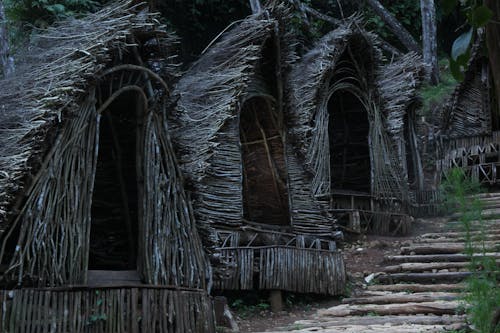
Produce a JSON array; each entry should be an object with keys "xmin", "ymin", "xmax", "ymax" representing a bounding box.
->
[
  {"xmin": 0, "ymin": 2, "xmax": 214, "ymax": 332},
  {"xmin": 437, "ymin": 34, "xmax": 500, "ymax": 186},
  {"xmin": 287, "ymin": 20, "xmax": 424, "ymax": 233},
  {"xmin": 171, "ymin": 9, "xmax": 346, "ymax": 295}
]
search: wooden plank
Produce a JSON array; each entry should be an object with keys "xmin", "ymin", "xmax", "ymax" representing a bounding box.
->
[
  {"xmin": 317, "ymin": 300, "xmax": 464, "ymax": 317},
  {"xmin": 385, "ymin": 253, "xmax": 500, "ymax": 263},
  {"xmin": 341, "ymin": 292, "xmax": 459, "ymax": 304},
  {"xmin": 376, "ymin": 272, "xmax": 472, "ymax": 284}
]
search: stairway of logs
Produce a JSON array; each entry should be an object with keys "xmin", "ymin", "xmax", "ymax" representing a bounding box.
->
[{"xmin": 265, "ymin": 192, "xmax": 500, "ymax": 333}]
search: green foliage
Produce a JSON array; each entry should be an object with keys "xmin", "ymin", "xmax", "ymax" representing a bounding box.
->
[
  {"xmin": 4, "ymin": 0, "xmax": 100, "ymax": 27},
  {"xmin": 362, "ymin": 0, "xmax": 422, "ymax": 45},
  {"xmin": 419, "ymin": 59, "xmax": 458, "ymax": 116},
  {"xmin": 440, "ymin": 168, "xmax": 500, "ymax": 333},
  {"xmin": 2, "ymin": 0, "xmax": 102, "ymax": 54},
  {"xmin": 86, "ymin": 290, "xmax": 108, "ymax": 326},
  {"xmin": 442, "ymin": 0, "xmax": 493, "ymax": 81},
  {"xmin": 230, "ymin": 297, "xmax": 271, "ymax": 318}
]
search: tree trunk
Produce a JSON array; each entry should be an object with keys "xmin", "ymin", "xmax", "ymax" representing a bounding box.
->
[
  {"xmin": 288, "ymin": 0, "xmax": 402, "ymax": 56},
  {"xmin": 249, "ymin": 0, "xmax": 262, "ymax": 14},
  {"xmin": 420, "ymin": 0, "xmax": 439, "ymax": 84},
  {"xmin": 0, "ymin": 0, "xmax": 14, "ymax": 77},
  {"xmin": 485, "ymin": 0, "xmax": 500, "ymax": 115},
  {"xmin": 364, "ymin": 0, "xmax": 421, "ymax": 53}
]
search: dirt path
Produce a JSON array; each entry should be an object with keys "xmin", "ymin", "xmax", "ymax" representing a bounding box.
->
[{"xmin": 239, "ymin": 193, "xmax": 500, "ymax": 332}]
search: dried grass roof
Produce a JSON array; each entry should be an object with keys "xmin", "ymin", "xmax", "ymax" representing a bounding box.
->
[
  {"xmin": 0, "ymin": 1, "xmax": 177, "ymax": 228},
  {"xmin": 169, "ymin": 6, "xmax": 300, "ymax": 256},
  {"xmin": 440, "ymin": 34, "xmax": 491, "ymax": 139},
  {"xmin": 287, "ymin": 19, "xmax": 423, "ymax": 200}
]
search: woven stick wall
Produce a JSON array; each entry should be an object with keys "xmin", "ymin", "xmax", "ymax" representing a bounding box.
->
[
  {"xmin": 170, "ymin": 13, "xmax": 283, "ymax": 247},
  {"xmin": 0, "ymin": 286, "xmax": 215, "ymax": 333},
  {"xmin": 287, "ymin": 20, "xmax": 423, "ymax": 215}
]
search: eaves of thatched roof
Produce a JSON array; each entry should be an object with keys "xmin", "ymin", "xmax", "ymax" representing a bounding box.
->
[
  {"xmin": 0, "ymin": 1, "xmax": 177, "ymax": 229},
  {"xmin": 286, "ymin": 18, "xmax": 383, "ymax": 159},
  {"xmin": 440, "ymin": 33, "xmax": 491, "ymax": 139}
]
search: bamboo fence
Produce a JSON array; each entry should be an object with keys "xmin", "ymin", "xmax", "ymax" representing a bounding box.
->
[{"xmin": 0, "ymin": 286, "xmax": 214, "ymax": 333}]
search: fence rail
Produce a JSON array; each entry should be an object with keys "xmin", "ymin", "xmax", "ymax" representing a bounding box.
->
[{"xmin": 0, "ymin": 286, "xmax": 214, "ymax": 333}]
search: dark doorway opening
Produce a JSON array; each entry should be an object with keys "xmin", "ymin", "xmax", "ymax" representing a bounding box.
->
[
  {"xmin": 89, "ymin": 93, "xmax": 140, "ymax": 270},
  {"xmin": 240, "ymin": 96, "xmax": 290, "ymax": 226},
  {"xmin": 328, "ymin": 91, "xmax": 371, "ymax": 193}
]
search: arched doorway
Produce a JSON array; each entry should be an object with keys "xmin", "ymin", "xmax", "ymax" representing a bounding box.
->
[
  {"xmin": 328, "ymin": 90, "xmax": 371, "ymax": 193},
  {"xmin": 240, "ymin": 96, "xmax": 290, "ymax": 226},
  {"xmin": 89, "ymin": 92, "xmax": 141, "ymax": 271}
]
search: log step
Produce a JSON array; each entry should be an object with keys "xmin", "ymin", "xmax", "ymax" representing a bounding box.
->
[
  {"xmin": 383, "ymin": 260, "xmax": 500, "ymax": 273},
  {"xmin": 316, "ymin": 300, "xmax": 464, "ymax": 317},
  {"xmin": 385, "ymin": 253, "xmax": 500, "ymax": 263},
  {"xmin": 375, "ymin": 271, "xmax": 472, "ymax": 284},
  {"xmin": 341, "ymin": 292, "xmax": 459, "ymax": 305},
  {"xmin": 416, "ymin": 234, "xmax": 500, "ymax": 243},
  {"xmin": 289, "ymin": 314, "xmax": 467, "ymax": 329},
  {"xmin": 265, "ymin": 323, "xmax": 468, "ymax": 333},
  {"xmin": 400, "ymin": 242, "xmax": 499, "ymax": 255},
  {"xmin": 367, "ymin": 283, "xmax": 466, "ymax": 292},
  {"xmin": 420, "ymin": 229, "xmax": 500, "ymax": 239}
]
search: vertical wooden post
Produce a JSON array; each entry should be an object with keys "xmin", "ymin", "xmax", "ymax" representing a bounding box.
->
[{"xmin": 269, "ymin": 290, "xmax": 283, "ymax": 312}]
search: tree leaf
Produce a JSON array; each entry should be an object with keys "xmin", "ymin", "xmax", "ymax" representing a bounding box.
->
[
  {"xmin": 442, "ymin": 0, "xmax": 458, "ymax": 15},
  {"xmin": 451, "ymin": 28, "xmax": 473, "ymax": 61},
  {"xmin": 470, "ymin": 5, "xmax": 493, "ymax": 28}
]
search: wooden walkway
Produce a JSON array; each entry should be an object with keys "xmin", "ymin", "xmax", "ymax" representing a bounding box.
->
[{"xmin": 263, "ymin": 193, "xmax": 500, "ymax": 332}]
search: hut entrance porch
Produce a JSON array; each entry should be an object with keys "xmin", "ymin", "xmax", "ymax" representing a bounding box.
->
[
  {"xmin": 89, "ymin": 92, "xmax": 141, "ymax": 274},
  {"xmin": 240, "ymin": 96, "xmax": 290, "ymax": 226},
  {"xmin": 328, "ymin": 90, "xmax": 371, "ymax": 194}
]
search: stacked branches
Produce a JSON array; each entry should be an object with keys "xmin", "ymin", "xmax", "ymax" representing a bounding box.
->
[
  {"xmin": 288, "ymin": 19, "xmax": 423, "ymax": 219},
  {"xmin": 170, "ymin": 14, "xmax": 281, "ymax": 251},
  {"xmin": 440, "ymin": 34, "xmax": 492, "ymax": 139}
]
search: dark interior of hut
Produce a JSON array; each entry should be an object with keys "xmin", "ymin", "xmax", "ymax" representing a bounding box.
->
[
  {"xmin": 240, "ymin": 96, "xmax": 290, "ymax": 226},
  {"xmin": 89, "ymin": 93, "xmax": 140, "ymax": 271},
  {"xmin": 328, "ymin": 90, "xmax": 371, "ymax": 194}
]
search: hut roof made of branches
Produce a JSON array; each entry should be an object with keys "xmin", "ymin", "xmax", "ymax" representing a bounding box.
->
[
  {"xmin": 170, "ymin": 9, "xmax": 293, "ymax": 236},
  {"xmin": 287, "ymin": 19, "xmax": 423, "ymax": 200},
  {"xmin": 286, "ymin": 19, "xmax": 382, "ymax": 157},
  {"xmin": 0, "ymin": 1, "xmax": 178, "ymax": 229},
  {"xmin": 440, "ymin": 34, "xmax": 492, "ymax": 139}
]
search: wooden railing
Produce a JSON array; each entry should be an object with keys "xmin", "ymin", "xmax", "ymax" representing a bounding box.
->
[{"xmin": 214, "ymin": 246, "xmax": 346, "ymax": 295}]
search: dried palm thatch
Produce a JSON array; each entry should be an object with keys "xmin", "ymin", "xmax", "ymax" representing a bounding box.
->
[
  {"xmin": 171, "ymin": 7, "xmax": 290, "ymax": 243},
  {"xmin": 287, "ymin": 18, "xmax": 424, "ymax": 231},
  {"xmin": 0, "ymin": 0, "xmax": 209, "ymax": 291},
  {"xmin": 440, "ymin": 34, "xmax": 493, "ymax": 139},
  {"xmin": 170, "ymin": 7, "xmax": 346, "ymax": 295}
]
